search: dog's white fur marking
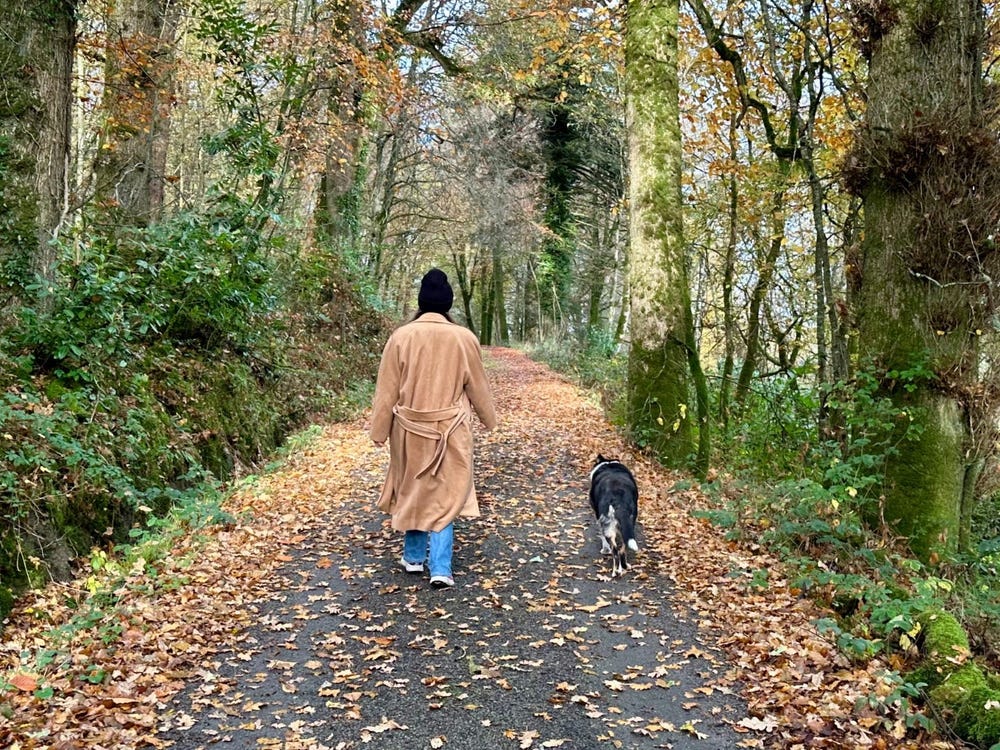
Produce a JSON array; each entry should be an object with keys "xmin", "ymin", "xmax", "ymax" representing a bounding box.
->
[{"xmin": 589, "ymin": 459, "xmax": 624, "ymax": 481}]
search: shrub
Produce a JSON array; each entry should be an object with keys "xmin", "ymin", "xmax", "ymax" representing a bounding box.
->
[{"xmin": 19, "ymin": 207, "xmax": 279, "ymax": 370}]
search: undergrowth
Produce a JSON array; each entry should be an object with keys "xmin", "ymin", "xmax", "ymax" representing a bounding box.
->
[
  {"xmin": 0, "ymin": 208, "xmax": 386, "ymax": 622},
  {"xmin": 532, "ymin": 338, "xmax": 1000, "ymax": 743}
]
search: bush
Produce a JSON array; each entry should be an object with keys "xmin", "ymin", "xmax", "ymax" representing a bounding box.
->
[
  {"xmin": 714, "ymin": 372, "xmax": 817, "ymax": 479},
  {"xmin": 0, "ymin": 206, "xmax": 387, "ymax": 621},
  {"xmin": 19, "ymin": 208, "xmax": 279, "ymax": 370}
]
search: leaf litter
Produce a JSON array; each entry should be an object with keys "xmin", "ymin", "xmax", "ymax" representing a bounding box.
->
[{"xmin": 0, "ymin": 348, "xmax": 957, "ymax": 749}]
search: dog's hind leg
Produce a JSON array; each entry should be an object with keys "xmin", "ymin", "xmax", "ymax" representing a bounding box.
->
[
  {"xmin": 598, "ymin": 511, "xmax": 618, "ymax": 555},
  {"xmin": 611, "ymin": 548, "xmax": 626, "ymax": 577}
]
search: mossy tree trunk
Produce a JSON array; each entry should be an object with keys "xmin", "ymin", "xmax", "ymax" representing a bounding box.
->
[
  {"xmin": 1, "ymin": 0, "xmax": 75, "ymax": 292},
  {"xmin": 314, "ymin": 0, "xmax": 368, "ymax": 249},
  {"xmin": 625, "ymin": 0, "xmax": 697, "ymax": 467},
  {"xmin": 854, "ymin": 0, "xmax": 995, "ymax": 558}
]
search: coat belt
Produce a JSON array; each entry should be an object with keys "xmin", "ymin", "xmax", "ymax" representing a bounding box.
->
[{"xmin": 392, "ymin": 403, "xmax": 468, "ymax": 478}]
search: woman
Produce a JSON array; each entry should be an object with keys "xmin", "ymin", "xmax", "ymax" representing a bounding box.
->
[{"xmin": 370, "ymin": 268, "xmax": 497, "ymax": 588}]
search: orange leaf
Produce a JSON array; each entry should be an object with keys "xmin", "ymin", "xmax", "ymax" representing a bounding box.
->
[{"xmin": 9, "ymin": 673, "xmax": 39, "ymax": 692}]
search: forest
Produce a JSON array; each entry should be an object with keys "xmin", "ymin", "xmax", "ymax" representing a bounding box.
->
[{"xmin": 2, "ymin": 0, "xmax": 1000, "ymax": 746}]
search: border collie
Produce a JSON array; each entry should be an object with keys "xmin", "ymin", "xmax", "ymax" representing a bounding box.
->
[{"xmin": 588, "ymin": 454, "xmax": 639, "ymax": 577}]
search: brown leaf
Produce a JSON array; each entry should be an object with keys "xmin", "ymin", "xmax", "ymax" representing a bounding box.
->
[{"xmin": 9, "ymin": 673, "xmax": 39, "ymax": 692}]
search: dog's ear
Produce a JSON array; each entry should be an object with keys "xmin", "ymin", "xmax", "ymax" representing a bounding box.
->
[{"xmin": 596, "ymin": 453, "xmax": 607, "ymax": 463}]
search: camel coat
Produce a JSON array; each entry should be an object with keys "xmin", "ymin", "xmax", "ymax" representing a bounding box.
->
[{"xmin": 370, "ymin": 313, "xmax": 497, "ymax": 532}]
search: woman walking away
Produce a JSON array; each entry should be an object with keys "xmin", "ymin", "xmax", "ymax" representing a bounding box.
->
[{"xmin": 370, "ymin": 268, "xmax": 498, "ymax": 588}]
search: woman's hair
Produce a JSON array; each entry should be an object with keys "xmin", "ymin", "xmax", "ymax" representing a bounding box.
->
[{"xmin": 412, "ymin": 309, "xmax": 454, "ymax": 322}]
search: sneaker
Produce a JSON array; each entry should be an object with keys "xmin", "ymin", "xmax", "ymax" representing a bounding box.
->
[
  {"xmin": 400, "ymin": 557, "xmax": 424, "ymax": 574},
  {"xmin": 430, "ymin": 575, "xmax": 454, "ymax": 589}
]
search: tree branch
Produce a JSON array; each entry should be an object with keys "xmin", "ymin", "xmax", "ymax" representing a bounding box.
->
[
  {"xmin": 684, "ymin": 0, "xmax": 799, "ymax": 160},
  {"xmin": 386, "ymin": 0, "xmax": 466, "ymax": 76}
]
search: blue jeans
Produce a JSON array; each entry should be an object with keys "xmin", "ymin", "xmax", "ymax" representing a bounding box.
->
[{"xmin": 403, "ymin": 523, "xmax": 454, "ymax": 577}]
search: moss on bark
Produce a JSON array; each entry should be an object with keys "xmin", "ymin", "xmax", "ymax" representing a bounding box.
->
[
  {"xmin": 929, "ymin": 663, "xmax": 987, "ymax": 706},
  {"xmin": 953, "ymin": 686, "xmax": 1000, "ymax": 746},
  {"xmin": 853, "ymin": 0, "xmax": 990, "ymax": 561},
  {"xmin": 624, "ymin": 0, "xmax": 697, "ymax": 469},
  {"xmin": 628, "ymin": 339, "xmax": 693, "ymax": 463},
  {"xmin": 910, "ymin": 609, "xmax": 1000, "ymax": 746},
  {"xmin": 882, "ymin": 394, "xmax": 965, "ymax": 558},
  {"xmin": 910, "ymin": 609, "xmax": 972, "ymax": 689}
]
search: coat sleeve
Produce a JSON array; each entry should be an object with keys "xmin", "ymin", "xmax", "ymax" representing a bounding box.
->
[
  {"xmin": 370, "ymin": 336, "xmax": 400, "ymax": 443},
  {"xmin": 464, "ymin": 338, "xmax": 498, "ymax": 430}
]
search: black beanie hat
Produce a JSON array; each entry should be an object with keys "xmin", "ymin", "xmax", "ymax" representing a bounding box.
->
[{"xmin": 418, "ymin": 268, "xmax": 454, "ymax": 314}]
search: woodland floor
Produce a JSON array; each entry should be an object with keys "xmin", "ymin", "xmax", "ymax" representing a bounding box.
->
[{"xmin": 0, "ymin": 348, "xmax": 961, "ymax": 749}]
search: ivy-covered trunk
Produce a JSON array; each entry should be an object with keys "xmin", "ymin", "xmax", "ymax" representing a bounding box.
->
[
  {"xmin": 624, "ymin": 0, "xmax": 695, "ymax": 466},
  {"xmin": 853, "ymin": 0, "xmax": 996, "ymax": 557},
  {"xmin": 538, "ymin": 98, "xmax": 578, "ymax": 330},
  {"xmin": 314, "ymin": 0, "xmax": 369, "ymax": 249}
]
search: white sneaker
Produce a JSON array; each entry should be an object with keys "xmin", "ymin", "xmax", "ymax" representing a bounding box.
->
[
  {"xmin": 400, "ymin": 557, "xmax": 424, "ymax": 574},
  {"xmin": 430, "ymin": 575, "xmax": 454, "ymax": 589}
]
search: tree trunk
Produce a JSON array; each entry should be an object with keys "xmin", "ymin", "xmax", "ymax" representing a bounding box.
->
[
  {"xmin": 451, "ymin": 244, "xmax": 477, "ymax": 337},
  {"xmin": 480, "ymin": 264, "xmax": 495, "ymax": 346},
  {"xmin": 684, "ymin": 296, "xmax": 711, "ymax": 478},
  {"xmin": 735, "ymin": 177, "xmax": 787, "ymax": 406},
  {"xmin": 314, "ymin": 0, "xmax": 367, "ymax": 248},
  {"xmin": 809, "ymin": 164, "xmax": 829, "ymax": 392},
  {"xmin": 718, "ymin": 116, "xmax": 739, "ymax": 427},
  {"xmin": 538, "ymin": 98, "xmax": 578, "ymax": 326},
  {"xmin": 492, "ymin": 248, "xmax": 509, "ymax": 345},
  {"xmin": 0, "ymin": 0, "xmax": 75, "ymax": 293},
  {"xmin": 93, "ymin": 0, "xmax": 179, "ymax": 226},
  {"xmin": 855, "ymin": 0, "xmax": 991, "ymax": 557},
  {"xmin": 625, "ymin": 0, "xmax": 694, "ymax": 465}
]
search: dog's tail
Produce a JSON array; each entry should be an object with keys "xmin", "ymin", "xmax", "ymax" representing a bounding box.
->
[{"xmin": 617, "ymin": 509, "xmax": 638, "ymax": 552}]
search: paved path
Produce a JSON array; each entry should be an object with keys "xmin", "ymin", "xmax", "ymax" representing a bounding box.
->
[{"xmin": 159, "ymin": 349, "xmax": 750, "ymax": 749}]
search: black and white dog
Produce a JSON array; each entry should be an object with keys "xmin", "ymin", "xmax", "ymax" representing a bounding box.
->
[{"xmin": 588, "ymin": 454, "xmax": 639, "ymax": 577}]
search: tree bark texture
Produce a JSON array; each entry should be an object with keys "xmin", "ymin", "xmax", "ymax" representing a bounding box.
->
[
  {"xmin": 94, "ymin": 0, "xmax": 180, "ymax": 226},
  {"xmin": 625, "ymin": 0, "xmax": 694, "ymax": 465},
  {"xmin": 855, "ymin": 0, "xmax": 992, "ymax": 557},
  {"xmin": 0, "ymin": 0, "xmax": 75, "ymax": 290}
]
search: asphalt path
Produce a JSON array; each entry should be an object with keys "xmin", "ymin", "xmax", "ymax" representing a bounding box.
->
[{"xmin": 159, "ymin": 355, "xmax": 751, "ymax": 750}]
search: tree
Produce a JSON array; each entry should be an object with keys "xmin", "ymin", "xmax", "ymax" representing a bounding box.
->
[
  {"xmin": 536, "ymin": 83, "xmax": 582, "ymax": 328},
  {"xmin": 850, "ymin": 0, "xmax": 998, "ymax": 556},
  {"xmin": 92, "ymin": 0, "xmax": 181, "ymax": 226},
  {"xmin": 0, "ymin": 0, "xmax": 76, "ymax": 291},
  {"xmin": 625, "ymin": 0, "xmax": 708, "ymax": 472}
]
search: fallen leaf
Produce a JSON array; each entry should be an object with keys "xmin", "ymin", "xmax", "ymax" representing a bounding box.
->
[{"xmin": 8, "ymin": 674, "xmax": 38, "ymax": 692}]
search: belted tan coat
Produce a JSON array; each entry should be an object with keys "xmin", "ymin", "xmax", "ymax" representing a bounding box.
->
[{"xmin": 370, "ymin": 313, "xmax": 498, "ymax": 532}]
